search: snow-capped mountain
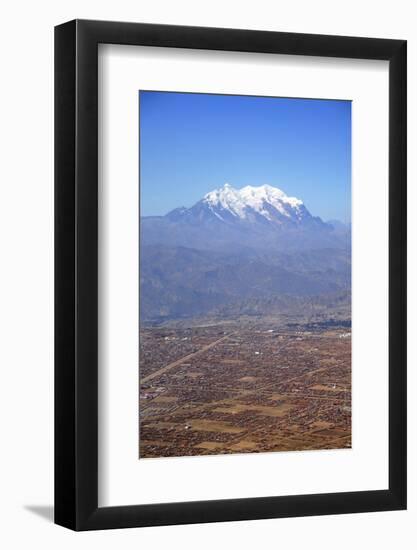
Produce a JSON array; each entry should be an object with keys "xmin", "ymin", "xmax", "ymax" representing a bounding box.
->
[
  {"xmin": 140, "ymin": 183, "xmax": 350, "ymax": 321},
  {"xmin": 202, "ymin": 183, "xmax": 306, "ymax": 222},
  {"xmin": 142, "ymin": 183, "xmax": 343, "ymax": 252},
  {"xmin": 166, "ymin": 183, "xmax": 322, "ymax": 227}
]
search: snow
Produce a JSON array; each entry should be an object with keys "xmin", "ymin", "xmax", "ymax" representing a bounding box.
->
[
  {"xmin": 203, "ymin": 183, "xmax": 303, "ymax": 220},
  {"xmin": 204, "ymin": 183, "xmax": 247, "ymax": 218}
]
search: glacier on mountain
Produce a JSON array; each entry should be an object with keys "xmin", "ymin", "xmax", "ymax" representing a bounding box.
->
[{"xmin": 203, "ymin": 183, "xmax": 304, "ymax": 221}]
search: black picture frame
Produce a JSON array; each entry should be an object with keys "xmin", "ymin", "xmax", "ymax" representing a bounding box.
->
[{"xmin": 55, "ymin": 19, "xmax": 407, "ymax": 531}]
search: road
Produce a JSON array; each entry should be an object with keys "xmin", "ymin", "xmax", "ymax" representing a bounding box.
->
[{"xmin": 140, "ymin": 332, "xmax": 234, "ymax": 384}]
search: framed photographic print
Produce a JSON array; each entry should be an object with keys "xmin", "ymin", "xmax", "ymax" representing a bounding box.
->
[{"xmin": 55, "ymin": 20, "xmax": 407, "ymax": 530}]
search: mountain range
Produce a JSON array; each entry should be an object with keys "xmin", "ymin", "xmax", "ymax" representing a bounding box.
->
[{"xmin": 140, "ymin": 184, "xmax": 351, "ymax": 323}]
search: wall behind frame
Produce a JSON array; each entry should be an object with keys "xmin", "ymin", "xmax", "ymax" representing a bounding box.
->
[{"xmin": 0, "ymin": 0, "xmax": 414, "ymax": 548}]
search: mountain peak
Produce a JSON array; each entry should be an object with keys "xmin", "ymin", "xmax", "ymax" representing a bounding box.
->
[
  {"xmin": 240, "ymin": 184, "xmax": 303, "ymax": 208},
  {"xmin": 202, "ymin": 183, "xmax": 304, "ymax": 221},
  {"xmin": 144, "ymin": 183, "xmax": 343, "ymax": 252}
]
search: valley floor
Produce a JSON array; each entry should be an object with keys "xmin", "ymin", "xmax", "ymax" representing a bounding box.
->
[{"xmin": 139, "ymin": 321, "xmax": 351, "ymax": 458}]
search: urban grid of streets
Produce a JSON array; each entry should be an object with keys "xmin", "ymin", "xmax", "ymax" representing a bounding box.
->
[{"xmin": 139, "ymin": 321, "xmax": 351, "ymax": 458}]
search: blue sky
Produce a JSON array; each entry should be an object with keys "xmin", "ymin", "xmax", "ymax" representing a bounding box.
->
[{"xmin": 139, "ymin": 91, "xmax": 351, "ymax": 222}]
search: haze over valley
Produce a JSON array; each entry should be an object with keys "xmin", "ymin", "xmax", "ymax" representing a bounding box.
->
[{"xmin": 140, "ymin": 183, "xmax": 351, "ymax": 325}]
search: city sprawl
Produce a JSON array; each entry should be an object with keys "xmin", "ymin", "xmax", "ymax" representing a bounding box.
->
[{"xmin": 140, "ymin": 319, "xmax": 351, "ymax": 457}]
